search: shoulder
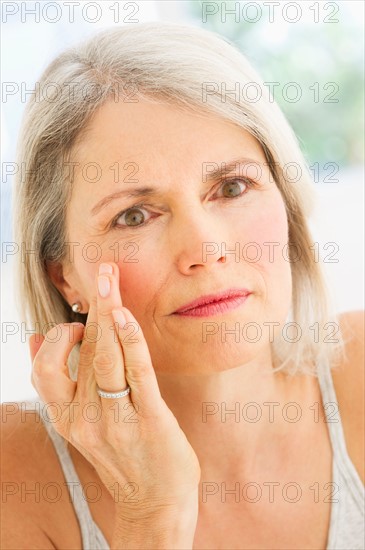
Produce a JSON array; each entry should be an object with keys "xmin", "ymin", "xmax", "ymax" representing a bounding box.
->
[
  {"xmin": 338, "ymin": 309, "xmax": 364, "ymax": 357},
  {"xmin": 0, "ymin": 402, "xmax": 81, "ymax": 549},
  {"xmin": 333, "ymin": 310, "xmax": 364, "ymax": 398},
  {"xmin": 331, "ymin": 310, "xmax": 364, "ymax": 484},
  {"xmin": 1, "ymin": 402, "xmax": 55, "ymax": 548},
  {"xmin": 1, "ymin": 401, "xmax": 50, "ymax": 476}
]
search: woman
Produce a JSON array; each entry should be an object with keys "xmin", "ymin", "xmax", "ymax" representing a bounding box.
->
[{"xmin": 2, "ymin": 22, "xmax": 364, "ymax": 549}]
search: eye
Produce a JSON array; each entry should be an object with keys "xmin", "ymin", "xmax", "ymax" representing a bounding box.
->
[
  {"xmin": 111, "ymin": 203, "xmax": 154, "ymax": 230},
  {"xmin": 213, "ymin": 177, "xmax": 254, "ymax": 200},
  {"xmin": 110, "ymin": 177, "xmax": 257, "ymax": 230}
]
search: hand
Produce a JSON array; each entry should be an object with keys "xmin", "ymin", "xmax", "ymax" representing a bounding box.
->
[{"xmin": 29, "ymin": 261, "xmax": 201, "ymax": 519}]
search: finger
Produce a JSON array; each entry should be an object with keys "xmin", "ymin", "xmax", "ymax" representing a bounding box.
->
[
  {"xmin": 94, "ymin": 262, "xmax": 128, "ymax": 398},
  {"xmin": 32, "ymin": 323, "xmax": 84, "ymax": 412},
  {"xmin": 112, "ymin": 307, "xmax": 163, "ymax": 416},
  {"xmin": 77, "ymin": 290, "xmax": 98, "ymax": 384}
]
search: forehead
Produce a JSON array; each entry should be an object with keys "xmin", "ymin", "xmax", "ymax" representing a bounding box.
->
[{"xmin": 71, "ymin": 99, "xmax": 266, "ymax": 179}]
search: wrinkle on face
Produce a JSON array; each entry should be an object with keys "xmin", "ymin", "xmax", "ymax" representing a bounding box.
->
[{"xmin": 63, "ymin": 99, "xmax": 291, "ymax": 375}]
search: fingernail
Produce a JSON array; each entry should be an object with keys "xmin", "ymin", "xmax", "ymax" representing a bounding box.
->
[
  {"xmin": 112, "ymin": 309, "xmax": 126, "ymax": 328},
  {"xmin": 99, "ymin": 263, "xmax": 113, "ymax": 275},
  {"xmin": 98, "ymin": 276, "xmax": 110, "ymax": 298}
]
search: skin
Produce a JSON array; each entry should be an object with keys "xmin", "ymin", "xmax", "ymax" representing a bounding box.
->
[
  {"xmin": 41, "ymin": 98, "xmax": 314, "ymax": 525},
  {"xmin": 16, "ymin": 98, "xmax": 365, "ymax": 549}
]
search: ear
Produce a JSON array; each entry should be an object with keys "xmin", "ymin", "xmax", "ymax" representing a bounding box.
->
[{"xmin": 45, "ymin": 260, "xmax": 74, "ymax": 305}]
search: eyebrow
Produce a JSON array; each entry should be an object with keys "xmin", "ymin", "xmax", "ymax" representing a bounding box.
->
[{"xmin": 90, "ymin": 157, "xmax": 260, "ymax": 216}]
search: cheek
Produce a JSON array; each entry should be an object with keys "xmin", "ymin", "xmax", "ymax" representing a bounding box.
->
[
  {"xmin": 239, "ymin": 191, "xmax": 289, "ymax": 266},
  {"xmin": 240, "ymin": 192, "xmax": 292, "ymax": 315},
  {"xmin": 77, "ymin": 244, "xmax": 160, "ymax": 314},
  {"xmin": 116, "ymin": 246, "xmax": 162, "ymax": 314},
  {"xmin": 118, "ymin": 263, "xmax": 150, "ymax": 306}
]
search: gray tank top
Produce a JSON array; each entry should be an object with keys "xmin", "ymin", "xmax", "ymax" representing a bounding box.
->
[
  {"xmin": 317, "ymin": 359, "xmax": 364, "ymax": 549},
  {"xmin": 22, "ymin": 359, "xmax": 364, "ymax": 549}
]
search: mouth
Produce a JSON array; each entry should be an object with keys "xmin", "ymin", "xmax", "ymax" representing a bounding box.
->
[{"xmin": 172, "ymin": 288, "xmax": 252, "ymax": 318}]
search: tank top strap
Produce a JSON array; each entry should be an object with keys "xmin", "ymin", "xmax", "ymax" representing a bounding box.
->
[{"xmin": 316, "ymin": 361, "xmax": 364, "ymax": 498}]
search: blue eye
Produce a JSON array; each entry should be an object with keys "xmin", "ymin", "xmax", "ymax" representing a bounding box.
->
[{"xmin": 110, "ymin": 177, "xmax": 256, "ymax": 230}]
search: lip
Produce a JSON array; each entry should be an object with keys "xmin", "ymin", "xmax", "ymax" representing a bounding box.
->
[{"xmin": 173, "ymin": 288, "xmax": 252, "ymax": 317}]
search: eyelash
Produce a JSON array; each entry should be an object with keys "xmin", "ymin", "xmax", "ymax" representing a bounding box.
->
[{"xmin": 110, "ymin": 177, "xmax": 258, "ymax": 230}]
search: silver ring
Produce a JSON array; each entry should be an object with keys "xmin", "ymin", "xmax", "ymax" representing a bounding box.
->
[{"xmin": 96, "ymin": 385, "xmax": 131, "ymax": 399}]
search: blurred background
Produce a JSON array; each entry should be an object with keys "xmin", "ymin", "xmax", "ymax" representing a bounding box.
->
[{"xmin": 1, "ymin": 0, "xmax": 364, "ymax": 402}]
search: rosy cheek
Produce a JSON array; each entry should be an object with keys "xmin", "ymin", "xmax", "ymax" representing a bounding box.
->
[
  {"xmin": 241, "ymin": 198, "xmax": 288, "ymax": 267},
  {"xmin": 80, "ymin": 251, "xmax": 151, "ymax": 307},
  {"xmin": 119, "ymin": 263, "xmax": 145, "ymax": 294},
  {"xmin": 117, "ymin": 255, "xmax": 159, "ymax": 312}
]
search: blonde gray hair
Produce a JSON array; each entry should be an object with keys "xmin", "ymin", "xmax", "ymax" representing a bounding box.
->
[{"xmin": 13, "ymin": 21, "xmax": 346, "ymax": 379}]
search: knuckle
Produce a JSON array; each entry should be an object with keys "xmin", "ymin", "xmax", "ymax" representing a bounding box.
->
[
  {"xmin": 121, "ymin": 336, "xmax": 141, "ymax": 352},
  {"xmin": 93, "ymin": 352, "xmax": 115, "ymax": 367},
  {"xmin": 120, "ymin": 323, "xmax": 141, "ymax": 345},
  {"xmin": 32, "ymin": 354, "xmax": 55, "ymax": 378},
  {"xmin": 93, "ymin": 352, "xmax": 116, "ymax": 376},
  {"xmin": 98, "ymin": 309, "xmax": 113, "ymax": 320},
  {"xmin": 40, "ymin": 364, "xmax": 56, "ymax": 379},
  {"xmin": 84, "ymin": 323, "xmax": 100, "ymax": 342},
  {"xmin": 89, "ymin": 296, "xmax": 97, "ymax": 309},
  {"xmin": 122, "ymin": 336, "xmax": 141, "ymax": 347},
  {"xmin": 128, "ymin": 362, "xmax": 150, "ymax": 380},
  {"xmin": 79, "ymin": 342, "xmax": 95, "ymax": 364},
  {"xmin": 32, "ymin": 358, "xmax": 42, "ymax": 377},
  {"xmin": 103, "ymin": 424, "xmax": 126, "ymax": 447},
  {"xmin": 71, "ymin": 428, "xmax": 101, "ymax": 451},
  {"xmin": 45, "ymin": 323, "xmax": 63, "ymax": 340}
]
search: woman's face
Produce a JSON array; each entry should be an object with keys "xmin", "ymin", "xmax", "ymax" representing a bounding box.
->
[{"xmin": 61, "ymin": 99, "xmax": 292, "ymax": 375}]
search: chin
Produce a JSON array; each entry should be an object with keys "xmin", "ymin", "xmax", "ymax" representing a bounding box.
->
[{"xmin": 153, "ymin": 338, "xmax": 267, "ymax": 376}]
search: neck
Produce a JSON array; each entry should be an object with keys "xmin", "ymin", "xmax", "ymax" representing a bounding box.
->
[{"xmin": 155, "ymin": 355, "xmax": 309, "ymax": 479}]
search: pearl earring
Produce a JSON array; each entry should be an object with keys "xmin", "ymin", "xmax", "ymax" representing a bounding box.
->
[{"xmin": 71, "ymin": 302, "xmax": 82, "ymax": 313}]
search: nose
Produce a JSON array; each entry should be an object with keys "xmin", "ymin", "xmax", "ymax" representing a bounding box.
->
[{"xmin": 171, "ymin": 203, "xmax": 230, "ymax": 274}]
